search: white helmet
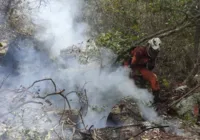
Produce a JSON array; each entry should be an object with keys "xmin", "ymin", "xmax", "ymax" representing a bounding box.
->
[{"xmin": 148, "ymin": 37, "xmax": 161, "ymax": 51}]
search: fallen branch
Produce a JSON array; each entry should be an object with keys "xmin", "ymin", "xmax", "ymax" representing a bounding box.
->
[
  {"xmin": 168, "ymin": 83, "xmax": 200, "ymax": 108},
  {"xmin": 134, "ymin": 125, "xmax": 169, "ymax": 137},
  {"xmin": 106, "ymin": 123, "xmax": 143, "ymax": 130},
  {"xmin": 78, "ymin": 130, "xmax": 92, "ymax": 137},
  {"xmin": 79, "ymin": 107, "xmax": 87, "ymax": 131},
  {"xmin": 76, "ymin": 89, "xmax": 89, "ymax": 117},
  {"xmin": 52, "ymin": 127, "xmax": 63, "ymax": 140},
  {"xmin": 62, "ymin": 120, "xmax": 66, "ymax": 139},
  {"xmin": 66, "ymin": 118, "xmax": 76, "ymax": 126},
  {"xmin": 79, "ymin": 123, "xmax": 156, "ymax": 140},
  {"xmin": 91, "ymin": 129, "xmax": 103, "ymax": 140},
  {"xmin": 84, "ymin": 89, "xmax": 89, "ymax": 115},
  {"xmin": 70, "ymin": 127, "xmax": 76, "ymax": 140}
]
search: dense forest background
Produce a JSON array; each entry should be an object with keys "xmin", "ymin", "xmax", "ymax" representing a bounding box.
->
[
  {"xmin": 83, "ymin": 0, "xmax": 200, "ymax": 89},
  {"xmin": 1, "ymin": 0, "xmax": 200, "ymax": 88}
]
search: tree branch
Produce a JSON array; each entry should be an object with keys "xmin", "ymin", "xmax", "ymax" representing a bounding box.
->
[
  {"xmin": 133, "ymin": 125, "xmax": 169, "ymax": 137},
  {"xmin": 115, "ymin": 20, "xmax": 193, "ymax": 63},
  {"xmin": 27, "ymin": 78, "xmax": 57, "ymax": 92},
  {"xmin": 36, "ymin": 89, "xmax": 72, "ymax": 110},
  {"xmin": 36, "ymin": 89, "xmax": 65, "ymax": 99},
  {"xmin": 0, "ymin": 73, "xmax": 10, "ymax": 89},
  {"xmin": 79, "ymin": 107, "xmax": 87, "ymax": 131},
  {"xmin": 168, "ymin": 83, "xmax": 200, "ymax": 108}
]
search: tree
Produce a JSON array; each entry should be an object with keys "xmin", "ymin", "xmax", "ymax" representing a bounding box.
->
[
  {"xmin": 183, "ymin": 0, "xmax": 200, "ymax": 85},
  {"xmin": 84, "ymin": 0, "xmax": 200, "ymax": 86}
]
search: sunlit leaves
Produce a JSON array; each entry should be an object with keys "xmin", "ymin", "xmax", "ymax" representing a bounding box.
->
[{"xmin": 96, "ymin": 30, "xmax": 135, "ymax": 55}]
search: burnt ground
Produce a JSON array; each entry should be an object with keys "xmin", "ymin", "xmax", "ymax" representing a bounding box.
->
[{"xmin": 70, "ymin": 97, "xmax": 200, "ymax": 140}]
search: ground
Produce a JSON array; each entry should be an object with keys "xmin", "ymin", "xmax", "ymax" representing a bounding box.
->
[{"xmin": 72, "ymin": 98, "xmax": 200, "ymax": 140}]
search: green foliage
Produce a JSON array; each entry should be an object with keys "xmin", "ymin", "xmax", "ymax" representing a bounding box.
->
[
  {"xmin": 96, "ymin": 31, "xmax": 127, "ymax": 55},
  {"xmin": 95, "ymin": 29, "xmax": 142, "ymax": 60},
  {"xmin": 85, "ymin": 0, "xmax": 195, "ymax": 85},
  {"xmin": 161, "ymin": 78, "xmax": 170, "ymax": 88}
]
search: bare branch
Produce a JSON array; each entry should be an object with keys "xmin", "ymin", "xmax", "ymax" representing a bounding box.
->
[
  {"xmin": 36, "ymin": 89, "xmax": 72, "ymax": 110},
  {"xmin": 79, "ymin": 107, "xmax": 87, "ymax": 131},
  {"xmin": 65, "ymin": 90, "xmax": 78, "ymax": 96},
  {"xmin": 70, "ymin": 127, "xmax": 76, "ymax": 140},
  {"xmin": 133, "ymin": 125, "xmax": 169, "ymax": 137},
  {"xmin": 36, "ymin": 89, "xmax": 65, "ymax": 99},
  {"xmin": 106, "ymin": 123, "xmax": 143, "ymax": 130},
  {"xmin": 27, "ymin": 78, "xmax": 57, "ymax": 92},
  {"xmin": 59, "ymin": 92, "xmax": 72, "ymax": 110},
  {"xmin": 0, "ymin": 73, "xmax": 10, "ymax": 89},
  {"xmin": 52, "ymin": 128, "xmax": 63, "ymax": 140},
  {"xmin": 59, "ymin": 97, "xmax": 66, "ymax": 124},
  {"xmin": 115, "ymin": 21, "xmax": 193, "ymax": 63},
  {"xmin": 168, "ymin": 83, "xmax": 200, "ymax": 108},
  {"xmin": 114, "ymin": 13, "xmax": 200, "ymax": 63}
]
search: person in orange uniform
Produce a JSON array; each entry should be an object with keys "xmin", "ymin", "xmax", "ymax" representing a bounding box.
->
[{"xmin": 124, "ymin": 37, "xmax": 162, "ymax": 103}]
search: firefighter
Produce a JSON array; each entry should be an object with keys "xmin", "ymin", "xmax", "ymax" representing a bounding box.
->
[{"xmin": 124, "ymin": 37, "xmax": 162, "ymax": 103}]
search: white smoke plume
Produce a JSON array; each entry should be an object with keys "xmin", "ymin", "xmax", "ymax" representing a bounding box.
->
[
  {"xmin": 0, "ymin": 0, "xmax": 167, "ymax": 138},
  {"xmin": 31, "ymin": 0, "xmax": 89, "ymax": 57},
  {"xmin": 30, "ymin": 0, "xmax": 156, "ymax": 127}
]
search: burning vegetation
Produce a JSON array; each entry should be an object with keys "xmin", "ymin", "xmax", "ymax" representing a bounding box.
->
[{"xmin": 0, "ymin": 0, "xmax": 200, "ymax": 140}]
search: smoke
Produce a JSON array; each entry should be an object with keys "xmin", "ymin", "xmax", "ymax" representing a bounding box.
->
[
  {"xmin": 0, "ymin": 0, "xmax": 165, "ymax": 137},
  {"xmin": 28, "ymin": 0, "xmax": 155, "ymax": 128},
  {"xmin": 31, "ymin": 0, "xmax": 89, "ymax": 57}
]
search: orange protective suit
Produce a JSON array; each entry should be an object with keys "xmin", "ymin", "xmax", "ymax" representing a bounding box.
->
[{"xmin": 124, "ymin": 46, "xmax": 160, "ymax": 92}]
